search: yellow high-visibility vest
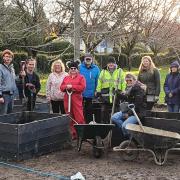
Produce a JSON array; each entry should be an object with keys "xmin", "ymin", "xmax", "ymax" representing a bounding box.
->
[{"xmin": 96, "ymin": 68, "xmax": 126, "ymax": 103}]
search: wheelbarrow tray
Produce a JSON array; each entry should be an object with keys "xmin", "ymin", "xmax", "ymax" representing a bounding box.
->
[
  {"xmin": 126, "ymin": 124, "xmax": 180, "ymax": 150},
  {"xmin": 74, "ymin": 124, "xmax": 115, "ymax": 140}
]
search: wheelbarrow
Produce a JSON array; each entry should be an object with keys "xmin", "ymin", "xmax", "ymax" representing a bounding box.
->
[
  {"xmin": 113, "ymin": 104, "xmax": 180, "ymax": 165},
  {"xmin": 74, "ymin": 124, "xmax": 115, "ymax": 158}
]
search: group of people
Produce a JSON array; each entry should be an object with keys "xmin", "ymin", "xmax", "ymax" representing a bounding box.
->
[
  {"xmin": 0, "ymin": 49, "xmax": 40, "ymax": 115},
  {"xmin": 0, "ymin": 49, "xmax": 180, "ymax": 140}
]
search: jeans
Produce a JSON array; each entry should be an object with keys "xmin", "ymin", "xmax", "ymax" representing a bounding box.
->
[
  {"xmin": 167, "ymin": 104, "xmax": 179, "ymax": 113},
  {"xmin": 0, "ymin": 94, "xmax": 14, "ymax": 115},
  {"xmin": 111, "ymin": 111, "xmax": 137, "ymax": 136}
]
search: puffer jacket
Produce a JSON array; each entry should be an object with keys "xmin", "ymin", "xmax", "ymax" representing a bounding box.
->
[
  {"xmin": 79, "ymin": 62, "xmax": 100, "ymax": 98},
  {"xmin": 164, "ymin": 72, "xmax": 180, "ymax": 105},
  {"xmin": 138, "ymin": 68, "xmax": 160, "ymax": 96},
  {"xmin": 46, "ymin": 72, "xmax": 68, "ymax": 101}
]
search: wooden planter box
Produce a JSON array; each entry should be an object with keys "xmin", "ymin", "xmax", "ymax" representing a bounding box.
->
[
  {"xmin": 0, "ymin": 112, "xmax": 71, "ymax": 161},
  {"xmin": 13, "ymin": 100, "xmax": 50, "ymax": 113}
]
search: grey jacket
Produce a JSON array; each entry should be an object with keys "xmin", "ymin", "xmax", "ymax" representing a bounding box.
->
[{"xmin": 0, "ymin": 63, "xmax": 17, "ymax": 96}]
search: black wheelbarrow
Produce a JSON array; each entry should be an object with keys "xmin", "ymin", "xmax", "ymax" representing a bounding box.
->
[
  {"xmin": 113, "ymin": 104, "xmax": 180, "ymax": 165},
  {"xmin": 74, "ymin": 124, "xmax": 115, "ymax": 158},
  {"xmin": 113, "ymin": 124, "xmax": 180, "ymax": 165}
]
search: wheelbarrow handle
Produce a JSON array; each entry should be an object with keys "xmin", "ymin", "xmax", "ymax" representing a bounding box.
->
[{"xmin": 128, "ymin": 104, "xmax": 145, "ymax": 132}]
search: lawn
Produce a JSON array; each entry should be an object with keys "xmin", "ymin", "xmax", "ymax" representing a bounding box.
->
[{"xmin": 39, "ymin": 65, "xmax": 170, "ymax": 104}]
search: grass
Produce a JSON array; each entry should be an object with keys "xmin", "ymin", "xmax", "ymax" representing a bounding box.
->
[{"xmin": 39, "ymin": 65, "xmax": 170, "ymax": 103}]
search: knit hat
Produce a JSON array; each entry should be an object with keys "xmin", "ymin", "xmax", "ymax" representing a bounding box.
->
[
  {"xmin": 66, "ymin": 60, "xmax": 80, "ymax": 69},
  {"xmin": 107, "ymin": 56, "xmax": 116, "ymax": 64},
  {"xmin": 170, "ymin": 61, "xmax": 180, "ymax": 68},
  {"xmin": 84, "ymin": 53, "xmax": 93, "ymax": 64}
]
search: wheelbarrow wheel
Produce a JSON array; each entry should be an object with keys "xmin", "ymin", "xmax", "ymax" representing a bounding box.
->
[
  {"xmin": 119, "ymin": 140, "xmax": 138, "ymax": 161},
  {"xmin": 93, "ymin": 136, "xmax": 103, "ymax": 158}
]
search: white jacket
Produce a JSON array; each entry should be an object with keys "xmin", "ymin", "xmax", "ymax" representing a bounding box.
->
[{"xmin": 46, "ymin": 72, "xmax": 68, "ymax": 101}]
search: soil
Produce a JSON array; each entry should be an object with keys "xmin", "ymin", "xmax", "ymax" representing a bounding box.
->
[
  {"xmin": 1, "ymin": 100, "xmax": 179, "ymax": 180},
  {"xmin": 0, "ymin": 140, "xmax": 180, "ymax": 180}
]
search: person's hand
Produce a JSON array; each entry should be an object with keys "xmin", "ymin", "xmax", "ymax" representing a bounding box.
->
[
  {"xmin": 0, "ymin": 97, "xmax": 4, "ymax": 104},
  {"xmin": 154, "ymin": 96, "xmax": 159, "ymax": 102},
  {"xmin": 123, "ymin": 113, "xmax": 129, "ymax": 119},
  {"xmin": 115, "ymin": 89, "xmax": 121, "ymax": 95},
  {"xmin": 95, "ymin": 92, "xmax": 101, "ymax": 98},
  {"xmin": 66, "ymin": 84, "xmax": 72, "ymax": 90},
  {"xmin": 168, "ymin": 92, "xmax": 173, "ymax": 98},
  {"xmin": 47, "ymin": 96, "xmax": 51, "ymax": 102},
  {"xmin": 20, "ymin": 70, "xmax": 26, "ymax": 77}
]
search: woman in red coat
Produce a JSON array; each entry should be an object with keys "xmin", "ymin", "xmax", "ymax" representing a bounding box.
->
[{"xmin": 60, "ymin": 60, "xmax": 86, "ymax": 139}]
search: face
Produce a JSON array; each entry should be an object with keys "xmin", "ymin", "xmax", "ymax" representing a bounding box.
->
[
  {"xmin": 107, "ymin": 62, "xmax": 116, "ymax": 70},
  {"xmin": 142, "ymin": 58, "xmax": 150, "ymax": 67},
  {"xmin": 26, "ymin": 60, "xmax": 36, "ymax": 72},
  {"xmin": 54, "ymin": 63, "xmax": 62, "ymax": 73},
  {"xmin": 85, "ymin": 57, "xmax": 92, "ymax": 65},
  {"xmin": 69, "ymin": 67, "xmax": 78, "ymax": 75},
  {"xmin": 125, "ymin": 78, "xmax": 136, "ymax": 87},
  {"xmin": 171, "ymin": 67, "xmax": 178, "ymax": 73},
  {"xmin": 3, "ymin": 53, "xmax": 13, "ymax": 65}
]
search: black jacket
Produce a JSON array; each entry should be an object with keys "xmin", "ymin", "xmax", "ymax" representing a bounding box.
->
[
  {"xmin": 19, "ymin": 72, "xmax": 41, "ymax": 98},
  {"xmin": 119, "ymin": 81, "xmax": 147, "ymax": 118}
]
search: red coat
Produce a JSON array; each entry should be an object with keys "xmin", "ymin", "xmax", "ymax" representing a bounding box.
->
[{"xmin": 60, "ymin": 73, "xmax": 86, "ymax": 139}]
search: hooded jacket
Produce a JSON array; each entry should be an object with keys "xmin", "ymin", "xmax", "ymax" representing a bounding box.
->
[
  {"xmin": 164, "ymin": 62, "xmax": 180, "ymax": 105},
  {"xmin": 79, "ymin": 62, "xmax": 100, "ymax": 98}
]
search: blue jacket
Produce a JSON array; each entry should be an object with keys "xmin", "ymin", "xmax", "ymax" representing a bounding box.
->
[
  {"xmin": 79, "ymin": 62, "xmax": 100, "ymax": 98},
  {"xmin": 164, "ymin": 72, "xmax": 180, "ymax": 105}
]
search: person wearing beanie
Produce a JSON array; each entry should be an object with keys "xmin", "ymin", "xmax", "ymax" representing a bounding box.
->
[
  {"xmin": 0, "ymin": 49, "xmax": 17, "ymax": 115},
  {"xmin": 60, "ymin": 60, "xmax": 86, "ymax": 140},
  {"xmin": 79, "ymin": 53, "xmax": 100, "ymax": 123},
  {"xmin": 96, "ymin": 56, "xmax": 126, "ymax": 123},
  {"xmin": 164, "ymin": 60, "xmax": 180, "ymax": 112}
]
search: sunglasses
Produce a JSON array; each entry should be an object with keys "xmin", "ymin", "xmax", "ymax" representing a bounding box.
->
[
  {"xmin": 126, "ymin": 79, "xmax": 133, "ymax": 82},
  {"xmin": 70, "ymin": 67, "xmax": 77, "ymax": 70}
]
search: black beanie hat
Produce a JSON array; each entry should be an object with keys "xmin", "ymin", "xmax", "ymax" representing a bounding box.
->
[
  {"xmin": 107, "ymin": 56, "xmax": 116, "ymax": 64},
  {"xmin": 66, "ymin": 60, "xmax": 80, "ymax": 69}
]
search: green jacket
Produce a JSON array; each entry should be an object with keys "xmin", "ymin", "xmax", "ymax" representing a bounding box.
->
[
  {"xmin": 96, "ymin": 68, "xmax": 126, "ymax": 103},
  {"xmin": 138, "ymin": 68, "xmax": 161, "ymax": 96}
]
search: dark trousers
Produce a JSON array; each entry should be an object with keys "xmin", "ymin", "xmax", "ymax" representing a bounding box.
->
[
  {"xmin": 83, "ymin": 97, "xmax": 93, "ymax": 123},
  {"xmin": 26, "ymin": 96, "xmax": 36, "ymax": 111},
  {"xmin": 146, "ymin": 102, "xmax": 155, "ymax": 110},
  {"xmin": 51, "ymin": 100, "xmax": 65, "ymax": 114},
  {"xmin": 101, "ymin": 103, "xmax": 112, "ymax": 124}
]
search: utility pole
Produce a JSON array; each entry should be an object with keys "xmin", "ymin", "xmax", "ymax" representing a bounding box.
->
[{"xmin": 74, "ymin": 0, "xmax": 80, "ymax": 61}]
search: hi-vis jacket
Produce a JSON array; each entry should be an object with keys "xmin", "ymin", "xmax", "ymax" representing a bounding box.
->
[{"xmin": 96, "ymin": 68, "xmax": 126, "ymax": 103}]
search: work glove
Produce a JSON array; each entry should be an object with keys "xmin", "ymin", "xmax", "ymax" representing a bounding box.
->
[
  {"xmin": 154, "ymin": 96, "xmax": 159, "ymax": 102},
  {"xmin": 95, "ymin": 92, "xmax": 101, "ymax": 98},
  {"xmin": 114, "ymin": 89, "xmax": 122, "ymax": 95}
]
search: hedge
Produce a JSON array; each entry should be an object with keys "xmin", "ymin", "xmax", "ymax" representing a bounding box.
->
[{"xmin": 0, "ymin": 51, "xmax": 178, "ymax": 74}]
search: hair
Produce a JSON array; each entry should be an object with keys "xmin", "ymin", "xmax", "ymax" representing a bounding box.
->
[
  {"xmin": 26, "ymin": 58, "xmax": 36, "ymax": 64},
  {"xmin": 2, "ymin": 49, "xmax": 14, "ymax": 59},
  {"xmin": 125, "ymin": 73, "xmax": 137, "ymax": 81},
  {"xmin": 51, "ymin": 59, "xmax": 65, "ymax": 73},
  {"xmin": 138, "ymin": 56, "xmax": 156, "ymax": 73}
]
